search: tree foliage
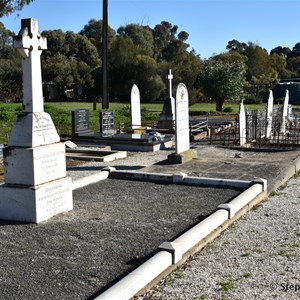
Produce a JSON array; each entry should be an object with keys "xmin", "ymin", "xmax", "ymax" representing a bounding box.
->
[
  {"xmin": 0, "ymin": 0, "xmax": 33, "ymax": 17},
  {"xmin": 3, "ymin": 16, "xmax": 300, "ymax": 105},
  {"xmin": 199, "ymin": 57, "xmax": 247, "ymax": 111}
]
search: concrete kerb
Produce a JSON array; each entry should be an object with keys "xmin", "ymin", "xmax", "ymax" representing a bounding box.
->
[
  {"xmin": 91, "ymin": 170, "xmax": 267, "ymax": 300},
  {"xmin": 72, "ymin": 171, "xmax": 110, "ymax": 190},
  {"xmin": 107, "ymin": 169, "xmax": 253, "ymax": 190},
  {"xmin": 270, "ymin": 154, "xmax": 300, "ymax": 193}
]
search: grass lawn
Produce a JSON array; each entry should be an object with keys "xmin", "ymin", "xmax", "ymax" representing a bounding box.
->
[{"xmin": 0, "ymin": 101, "xmax": 266, "ymax": 144}]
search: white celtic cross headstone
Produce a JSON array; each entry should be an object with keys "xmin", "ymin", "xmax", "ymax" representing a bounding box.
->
[
  {"xmin": 13, "ymin": 19, "xmax": 47, "ymax": 113},
  {"xmin": 130, "ymin": 84, "xmax": 141, "ymax": 129},
  {"xmin": 9, "ymin": 19, "xmax": 59, "ymax": 147},
  {"xmin": 0, "ymin": 19, "xmax": 73, "ymax": 223}
]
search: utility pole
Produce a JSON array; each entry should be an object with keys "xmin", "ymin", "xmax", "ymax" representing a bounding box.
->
[{"xmin": 102, "ymin": 0, "xmax": 109, "ymax": 109}]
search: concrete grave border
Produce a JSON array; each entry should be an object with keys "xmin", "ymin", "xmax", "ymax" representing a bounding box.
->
[{"xmin": 71, "ymin": 169, "xmax": 267, "ymax": 300}]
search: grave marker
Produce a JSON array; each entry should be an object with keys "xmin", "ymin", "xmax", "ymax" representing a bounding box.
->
[
  {"xmin": 175, "ymin": 83, "xmax": 190, "ymax": 154},
  {"xmin": 0, "ymin": 19, "xmax": 73, "ymax": 223},
  {"xmin": 168, "ymin": 83, "xmax": 197, "ymax": 163},
  {"xmin": 281, "ymin": 90, "xmax": 289, "ymax": 133},
  {"xmin": 239, "ymin": 100, "xmax": 246, "ymax": 146},
  {"xmin": 100, "ymin": 111, "xmax": 115, "ymax": 136},
  {"xmin": 130, "ymin": 84, "xmax": 141, "ymax": 129},
  {"xmin": 72, "ymin": 108, "xmax": 94, "ymax": 137},
  {"xmin": 266, "ymin": 90, "xmax": 274, "ymax": 138},
  {"xmin": 157, "ymin": 69, "xmax": 175, "ymax": 129}
]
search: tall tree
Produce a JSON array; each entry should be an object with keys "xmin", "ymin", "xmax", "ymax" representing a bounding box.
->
[
  {"xmin": 244, "ymin": 43, "xmax": 277, "ymax": 94},
  {"xmin": 198, "ymin": 58, "xmax": 247, "ymax": 111},
  {"xmin": 117, "ymin": 24, "xmax": 154, "ymax": 57},
  {"xmin": 0, "ymin": 0, "xmax": 33, "ymax": 17},
  {"xmin": 79, "ymin": 19, "xmax": 115, "ymax": 54}
]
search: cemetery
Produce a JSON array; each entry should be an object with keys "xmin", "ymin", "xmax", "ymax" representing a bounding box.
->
[{"xmin": 0, "ymin": 17, "xmax": 300, "ymax": 300}]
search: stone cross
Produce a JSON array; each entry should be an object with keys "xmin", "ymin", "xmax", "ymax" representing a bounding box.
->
[
  {"xmin": 167, "ymin": 69, "xmax": 173, "ymax": 98},
  {"xmin": 13, "ymin": 19, "xmax": 47, "ymax": 113}
]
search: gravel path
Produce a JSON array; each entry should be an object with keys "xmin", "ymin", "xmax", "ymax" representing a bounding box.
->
[{"xmin": 141, "ymin": 175, "xmax": 300, "ymax": 300}]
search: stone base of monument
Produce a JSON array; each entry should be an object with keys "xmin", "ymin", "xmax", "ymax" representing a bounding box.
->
[
  {"xmin": 167, "ymin": 149, "xmax": 198, "ymax": 164},
  {"xmin": 71, "ymin": 133, "xmax": 174, "ymax": 152},
  {"xmin": 66, "ymin": 148, "xmax": 127, "ymax": 162},
  {"xmin": 0, "ymin": 176, "xmax": 73, "ymax": 223}
]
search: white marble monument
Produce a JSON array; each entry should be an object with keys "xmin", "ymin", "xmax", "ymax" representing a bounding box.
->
[
  {"xmin": 157, "ymin": 69, "xmax": 176, "ymax": 129},
  {"xmin": 168, "ymin": 83, "xmax": 197, "ymax": 163},
  {"xmin": 265, "ymin": 90, "xmax": 274, "ymax": 138},
  {"xmin": 239, "ymin": 100, "xmax": 246, "ymax": 146},
  {"xmin": 281, "ymin": 90, "xmax": 289, "ymax": 133},
  {"xmin": 0, "ymin": 19, "xmax": 73, "ymax": 223},
  {"xmin": 130, "ymin": 84, "xmax": 141, "ymax": 129},
  {"xmin": 175, "ymin": 83, "xmax": 190, "ymax": 154}
]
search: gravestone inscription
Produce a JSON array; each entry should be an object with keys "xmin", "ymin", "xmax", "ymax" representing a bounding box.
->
[
  {"xmin": 72, "ymin": 109, "xmax": 94, "ymax": 137},
  {"xmin": 100, "ymin": 111, "xmax": 115, "ymax": 135},
  {"xmin": 0, "ymin": 18, "xmax": 73, "ymax": 223},
  {"xmin": 175, "ymin": 83, "xmax": 190, "ymax": 154}
]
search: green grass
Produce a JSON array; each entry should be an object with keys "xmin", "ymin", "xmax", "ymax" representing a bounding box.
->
[{"xmin": 0, "ymin": 101, "xmax": 265, "ymax": 144}]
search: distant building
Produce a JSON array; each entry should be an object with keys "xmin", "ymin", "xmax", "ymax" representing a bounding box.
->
[{"xmin": 272, "ymin": 79, "xmax": 300, "ymax": 104}]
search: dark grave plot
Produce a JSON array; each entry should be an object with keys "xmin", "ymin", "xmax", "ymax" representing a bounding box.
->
[
  {"xmin": 72, "ymin": 108, "xmax": 94, "ymax": 137},
  {"xmin": 0, "ymin": 179, "xmax": 241, "ymax": 300}
]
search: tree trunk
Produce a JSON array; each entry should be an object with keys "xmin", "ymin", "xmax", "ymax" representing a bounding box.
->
[{"xmin": 216, "ymin": 99, "xmax": 225, "ymax": 112}]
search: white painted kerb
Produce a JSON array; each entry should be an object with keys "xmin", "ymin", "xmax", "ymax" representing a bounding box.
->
[{"xmin": 95, "ymin": 251, "xmax": 172, "ymax": 300}]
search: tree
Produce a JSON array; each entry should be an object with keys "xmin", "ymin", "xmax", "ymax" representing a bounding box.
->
[
  {"xmin": 117, "ymin": 24, "xmax": 154, "ymax": 57},
  {"xmin": 41, "ymin": 30, "xmax": 100, "ymax": 100},
  {"xmin": 198, "ymin": 58, "xmax": 247, "ymax": 111},
  {"xmin": 0, "ymin": 0, "xmax": 33, "ymax": 17},
  {"xmin": 226, "ymin": 39, "xmax": 248, "ymax": 54},
  {"xmin": 0, "ymin": 57, "xmax": 22, "ymax": 101},
  {"xmin": 270, "ymin": 46, "xmax": 291, "ymax": 59},
  {"xmin": 270, "ymin": 53, "xmax": 294, "ymax": 79},
  {"xmin": 244, "ymin": 43, "xmax": 277, "ymax": 95},
  {"xmin": 79, "ymin": 19, "xmax": 115, "ymax": 54}
]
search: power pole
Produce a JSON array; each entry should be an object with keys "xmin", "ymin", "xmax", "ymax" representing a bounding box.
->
[{"xmin": 102, "ymin": 0, "xmax": 109, "ymax": 109}]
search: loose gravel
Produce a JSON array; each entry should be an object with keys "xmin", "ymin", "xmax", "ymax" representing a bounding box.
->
[{"xmin": 141, "ymin": 175, "xmax": 300, "ymax": 300}]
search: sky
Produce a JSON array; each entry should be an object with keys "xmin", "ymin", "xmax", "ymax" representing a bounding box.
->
[{"xmin": 1, "ymin": 0, "xmax": 300, "ymax": 59}]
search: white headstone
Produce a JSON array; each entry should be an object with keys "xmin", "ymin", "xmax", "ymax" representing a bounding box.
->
[
  {"xmin": 9, "ymin": 19, "xmax": 59, "ymax": 147},
  {"xmin": 281, "ymin": 90, "xmax": 289, "ymax": 133},
  {"xmin": 130, "ymin": 84, "xmax": 141, "ymax": 129},
  {"xmin": 266, "ymin": 90, "xmax": 274, "ymax": 138},
  {"xmin": 239, "ymin": 100, "xmax": 246, "ymax": 146},
  {"xmin": 0, "ymin": 18, "xmax": 73, "ymax": 223},
  {"xmin": 13, "ymin": 18, "xmax": 46, "ymax": 113},
  {"xmin": 167, "ymin": 69, "xmax": 173, "ymax": 98},
  {"xmin": 175, "ymin": 83, "xmax": 190, "ymax": 154}
]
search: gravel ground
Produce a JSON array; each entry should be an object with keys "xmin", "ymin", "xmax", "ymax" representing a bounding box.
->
[
  {"xmin": 141, "ymin": 175, "xmax": 300, "ymax": 300},
  {"xmin": 0, "ymin": 176, "xmax": 239, "ymax": 299}
]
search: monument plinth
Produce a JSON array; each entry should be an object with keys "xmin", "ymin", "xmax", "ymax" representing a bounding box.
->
[{"xmin": 0, "ymin": 18, "xmax": 73, "ymax": 223}]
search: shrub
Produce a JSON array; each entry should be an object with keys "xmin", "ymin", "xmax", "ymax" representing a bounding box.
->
[
  {"xmin": 223, "ymin": 106, "xmax": 233, "ymax": 113},
  {"xmin": 244, "ymin": 96, "xmax": 262, "ymax": 104}
]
